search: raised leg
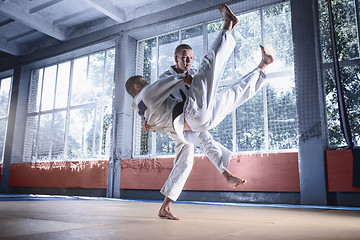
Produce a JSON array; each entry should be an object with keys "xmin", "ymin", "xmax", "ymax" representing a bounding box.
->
[{"xmin": 219, "ymin": 4, "xmax": 239, "ymax": 33}]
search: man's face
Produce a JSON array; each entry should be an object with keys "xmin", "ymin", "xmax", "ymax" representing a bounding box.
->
[{"xmin": 175, "ymin": 49, "xmax": 194, "ymax": 72}]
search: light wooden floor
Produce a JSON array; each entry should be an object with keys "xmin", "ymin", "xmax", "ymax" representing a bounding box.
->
[{"xmin": 0, "ymin": 194, "xmax": 360, "ymax": 240}]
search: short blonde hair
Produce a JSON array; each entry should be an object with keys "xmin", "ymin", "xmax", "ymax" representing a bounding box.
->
[
  {"xmin": 175, "ymin": 44, "xmax": 192, "ymax": 56},
  {"xmin": 125, "ymin": 75, "xmax": 143, "ymax": 97}
]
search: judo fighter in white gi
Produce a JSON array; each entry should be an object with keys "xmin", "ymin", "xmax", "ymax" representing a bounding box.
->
[{"xmin": 126, "ymin": 3, "xmax": 274, "ymax": 220}]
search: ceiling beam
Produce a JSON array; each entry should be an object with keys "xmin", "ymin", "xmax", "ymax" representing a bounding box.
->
[
  {"xmin": 81, "ymin": 0, "xmax": 126, "ymax": 23},
  {"xmin": 0, "ymin": 36, "xmax": 23, "ymax": 56},
  {"xmin": 53, "ymin": 8, "xmax": 92, "ymax": 25},
  {"xmin": 29, "ymin": 0, "xmax": 64, "ymax": 14},
  {"xmin": 0, "ymin": 1, "xmax": 67, "ymax": 41},
  {"xmin": 7, "ymin": 30, "xmax": 38, "ymax": 42},
  {"xmin": 0, "ymin": 19, "xmax": 14, "ymax": 27}
]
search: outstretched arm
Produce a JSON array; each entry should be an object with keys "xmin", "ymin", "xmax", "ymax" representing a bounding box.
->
[{"xmin": 143, "ymin": 73, "xmax": 186, "ymax": 108}]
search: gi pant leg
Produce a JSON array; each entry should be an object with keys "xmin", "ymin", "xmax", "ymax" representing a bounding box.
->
[
  {"xmin": 192, "ymin": 131, "xmax": 232, "ymax": 173},
  {"xmin": 205, "ymin": 68, "xmax": 267, "ymax": 130},
  {"xmin": 184, "ymin": 29, "xmax": 236, "ymax": 132},
  {"xmin": 160, "ymin": 137, "xmax": 194, "ymax": 201},
  {"xmin": 184, "ymin": 31, "xmax": 267, "ymax": 132},
  {"xmin": 160, "ymin": 131, "xmax": 232, "ymax": 201}
]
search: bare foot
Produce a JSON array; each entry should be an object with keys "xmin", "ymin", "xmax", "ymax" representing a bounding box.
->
[
  {"xmin": 219, "ymin": 3, "xmax": 239, "ymax": 32},
  {"xmin": 258, "ymin": 45, "xmax": 274, "ymax": 70},
  {"xmin": 158, "ymin": 208, "xmax": 180, "ymax": 220},
  {"xmin": 222, "ymin": 170, "xmax": 247, "ymax": 189},
  {"xmin": 228, "ymin": 175, "xmax": 247, "ymax": 189}
]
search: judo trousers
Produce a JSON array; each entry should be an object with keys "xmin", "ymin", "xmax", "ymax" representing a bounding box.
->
[
  {"xmin": 160, "ymin": 131, "xmax": 232, "ymax": 201},
  {"xmin": 185, "ymin": 30, "xmax": 267, "ymax": 132}
]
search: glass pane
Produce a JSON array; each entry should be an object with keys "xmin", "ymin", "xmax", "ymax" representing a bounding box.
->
[
  {"xmin": 28, "ymin": 69, "xmax": 43, "ymax": 113},
  {"xmin": 134, "ymin": 113, "xmax": 151, "ymax": 156},
  {"xmin": 67, "ymin": 106, "xmax": 95, "ymax": 159},
  {"xmin": 340, "ymin": 66, "xmax": 360, "ymax": 146},
  {"xmin": 55, "ymin": 61, "xmax": 70, "ymax": 109},
  {"xmin": 264, "ymin": 2, "xmax": 297, "ymax": 150},
  {"xmin": 41, "ymin": 65, "xmax": 57, "ymax": 111},
  {"xmin": 88, "ymin": 52, "xmax": 105, "ymax": 100},
  {"xmin": 332, "ymin": 0, "xmax": 359, "ymax": 60},
  {"xmin": 209, "ymin": 113, "xmax": 233, "ymax": 151},
  {"xmin": 158, "ymin": 32, "xmax": 180, "ymax": 78},
  {"xmin": 104, "ymin": 49, "xmax": 115, "ymax": 100},
  {"xmin": 318, "ymin": 0, "xmax": 333, "ymax": 64},
  {"xmin": 23, "ymin": 115, "xmax": 39, "ymax": 162},
  {"xmin": 138, "ymin": 38, "xmax": 157, "ymax": 83},
  {"xmin": 156, "ymin": 132, "xmax": 175, "ymax": 155},
  {"xmin": 267, "ymin": 78, "xmax": 298, "ymax": 150},
  {"xmin": 319, "ymin": 0, "xmax": 359, "ymax": 63},
  {"xmin": 72, "ymin": 56, "xmax": 89, "ymax": 106},
  {"xmin": 51, "ymin": 111, "xmax": 66, "ymax": 160},
  {"xmin": 0, "ymin": 77, "xmax": 11, "ymax": 117},
  {"xmin": 236, "ymin": 92, "xmax": 265, "ymax": 151},
  {"xmin": 102, "ymin": 49, "xmax": 115, "ymax": 156},
  {"xmin": 136, "ymin": 40, "xmax": 156, "ymax": 155},
  {"xmin": 37, "ymin": 114, "xmax": 52, "ymax": 160},
  {"xmin": 101, "ymin": 101, "xmax": 112, "ymax": 156},
  {"xmin": 263, "ymin": 2, "xmax": 294, "ymax": 70},
  {"xmin": 324, "ymin": 69, "xmax": 347, "ymax": 147},
  {"xmin": 233, "ymin": 11, "xmax": 261, "ymax": 75},
  {"xmin": 182, "ymin": 25, "xmax": 203, "ymax": 69},
  {"xmin": 93, "ymin": 103, "xmax": 102, "ymax": 156},
  {"xmin": 0, "ymin": 119, "xmax": 6, "ymax": 162}
]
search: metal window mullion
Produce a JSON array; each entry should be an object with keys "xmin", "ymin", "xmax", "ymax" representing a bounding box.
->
[{"xmin": 64, "ymin": 60, "xmax": 74, "ymax": 159}]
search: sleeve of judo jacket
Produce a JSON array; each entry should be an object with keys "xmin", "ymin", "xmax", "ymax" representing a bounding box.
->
[{"xmin": 142, "ymin": 73, "xmax": 186, "ymax": 110}]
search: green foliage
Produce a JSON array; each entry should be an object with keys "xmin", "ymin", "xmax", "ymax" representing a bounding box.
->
[{"xmin": 319, "ymin": 0, "xmax": 360, "ymax": 146}]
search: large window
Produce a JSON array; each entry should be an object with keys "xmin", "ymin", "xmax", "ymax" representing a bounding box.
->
[
  {"xmin": 23, "ymin": 49, "xmax": 115, "ymax": 162},
  {"xmin": 318, "ymin": 0, "xmax": 360, "ymax": 147},
  {"xmin": 135, "ymin": 2, "xmax": 297, "ymax": 157},
  {"xmin": 0, "ymin": 76, "xmax": 12, "ymax": 163}
]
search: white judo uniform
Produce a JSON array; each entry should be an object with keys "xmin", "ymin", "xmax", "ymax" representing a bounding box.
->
[
  {"xmin": 132, "ymin": 29, "xmax": 267, "ymax": 201},
  {"xmin": 156, "ymin": 67, "xmax": 233, "ymax": 201}
]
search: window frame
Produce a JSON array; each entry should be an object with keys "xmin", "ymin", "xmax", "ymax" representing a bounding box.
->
[
  {"xmin": 318, "ymin": 0, "xmax": 360, "ymax": 148},
  {"xmin": 0, "ymin": 75, "xmax": 13, "ymax": 163},
  {"xmin": 133, "ymin": 1, "xmax": 298, "ymax": 158},
  {"xmin": 23, "ymin": 47, "xmax": 115, "ymax": 162}
]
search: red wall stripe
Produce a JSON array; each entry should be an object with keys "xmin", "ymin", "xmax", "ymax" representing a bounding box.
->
[
  {"xmin": 120, "ymin": 152, "xmax": 300, "ymax": 192},
  {"xmin": 326, "ymin": 149, "xmax": 360, "ymax": 192},
  {"xmin": 1, "ymin": 150, "xmax": 357, "ymax": 193},
  {"xmin": 7, "ymin": 161, "xmax": 108, "ymax": 188}
]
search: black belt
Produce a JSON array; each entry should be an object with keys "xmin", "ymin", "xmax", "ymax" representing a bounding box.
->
[
  {"xmin": 171, "ymin": 88, "xmax": 187, "ymax": 125},
  {"xmin": 172, "ymin": 101, "xmax": 185, "ymax": 124}
]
